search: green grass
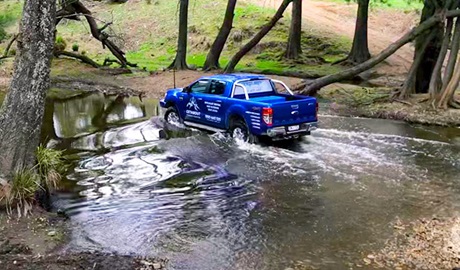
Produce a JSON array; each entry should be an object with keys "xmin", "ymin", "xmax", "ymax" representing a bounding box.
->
[
  {"xmin": 315, "ymin": 0, "xmax": 423, "ymax": 10},
  {"xmin": 0, "ymin": 1, "xmax": 22, "ymax": 41},
  {"xmin": 2, "ymin": 0, "xmax": 349, "ymax": 77}
]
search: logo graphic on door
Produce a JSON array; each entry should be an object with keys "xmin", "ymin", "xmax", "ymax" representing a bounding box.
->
[{"xmin": 186, "ymin": 97, "xmax": 200, "ymax": 111}]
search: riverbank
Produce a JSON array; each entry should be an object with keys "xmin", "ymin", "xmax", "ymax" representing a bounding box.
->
[
  {"xmin": 0, "ymin": 207, "xmax": 166, "ymax": 269},
  {"xmin": 365, "ymin": 216, "xmax": 460, "ymax": 269},
  {"xmin": 1, "ymin": 58, "xmax": 459, "ymax": 127}
]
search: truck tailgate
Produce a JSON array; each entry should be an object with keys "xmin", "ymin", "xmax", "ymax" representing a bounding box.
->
[{"xmin": 270, "ymin": 97, "xmax": 317, "ymax": 126}]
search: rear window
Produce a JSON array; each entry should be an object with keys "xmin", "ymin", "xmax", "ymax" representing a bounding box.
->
[{"xmin": 233, "ymin": 79, "xmax": 274, "ymax": 96}]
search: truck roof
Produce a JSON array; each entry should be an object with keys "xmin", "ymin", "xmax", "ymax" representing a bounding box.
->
[{"xmin": 200, "ymin": 73, "xmax": 268, "ymax": 83}]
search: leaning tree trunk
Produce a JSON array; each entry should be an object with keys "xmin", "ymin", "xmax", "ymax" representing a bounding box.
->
[
  {"xmin": 284, "ymin": 0, "xmax": 302, "ymax": 59},
  {"xmin": 0, "ymin": 0, "xmax": 56, "ymax": 178},
  {"xmin": 347, "ymin": 0, "xmax": 371, "ymax": 64},
  {"xmin": 438, "ymin": 58, "xmax": 460, "ymax": 109},
  {"xmin": 203, "ymin": 0, "xmax": 238, "ymax": 70},
  {"xmin": 414, "ymin": 1, "xmax": 444, "ymax": 94},
  {"xmin": 224, "ymin": 0, "xmax": 293, "ymax": 73},
  {"xmin": 169, "ymin": 0, "xmax": 189, "ymax": 70},
  {"xmin": 397, "ymin": 30, "xmax": 437, "ymax": 99},
  {"xmin": 428, "ymin": 18, "xmax": 453, "ymax": 97},
  {"xmin": 298, "ymin": 12, "xmax": 446, "ymax": 96}
]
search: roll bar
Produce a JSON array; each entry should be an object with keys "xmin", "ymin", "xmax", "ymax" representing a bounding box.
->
[{"xmin": 231, "ymin": 78, "xmax": 294, "ymax": 100}]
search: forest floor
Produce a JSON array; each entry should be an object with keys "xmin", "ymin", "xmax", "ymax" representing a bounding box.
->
[
  {"xmin": 0, "ymin": 207, "xmax": 166, "ymax": 270},
  {"xmin": 248, "ymin": 0, "xmax": 419, "ymax": 77}
]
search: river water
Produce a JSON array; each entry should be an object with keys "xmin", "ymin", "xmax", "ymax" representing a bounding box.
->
[{"xmin": 37, "ymin": 93, "xmax": 460, "ymax": 269}]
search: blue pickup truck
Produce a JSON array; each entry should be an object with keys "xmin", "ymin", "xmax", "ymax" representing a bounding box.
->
[{"xmin": 159, "ymin": 74, "xmax": 318, "ymax": 142}]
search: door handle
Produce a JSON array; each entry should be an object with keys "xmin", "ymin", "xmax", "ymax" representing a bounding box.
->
[
  {"xmin": 197, "ymin": 98, "xmax": 203, "ymax": 101},
  {"xmin": 216, "ymin": 100, "xmax": 222, "ymax": 103}
]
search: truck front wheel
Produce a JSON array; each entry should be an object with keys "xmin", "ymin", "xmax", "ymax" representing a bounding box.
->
[
  {"xmin": 229, "ymin": 119, "xmax": 258, "ymax": 143},
  {"xmin": 164, "ymin": 106, "xmax": 181, "ymax": 125}
]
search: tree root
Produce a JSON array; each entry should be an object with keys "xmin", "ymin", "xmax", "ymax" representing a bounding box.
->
[{"xmin": 448, "ymin": 98, "xmax": 460, "ymax": 108}]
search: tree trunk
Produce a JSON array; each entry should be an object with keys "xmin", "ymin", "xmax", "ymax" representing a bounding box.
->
[
  {"xmin": 169, "ymin": 0, "xmax": 189, "ymax": 70},
  {"xmin": 397, "ymin": 30, "xmax": 437, "ymax": 99},
  {"xmin": 298, "ymin": 12, "xmax": 445, "ymax": 96},
  {"xmin": 347, "ymin": 0, "xmax": 371, "ymax": 64},
  {"xmin": 284, "ymin": 0, "xmax": 302, "ymax": 59},
  {"xmin": 203, "ymin": 0, "xmax": 238, "ymax": 70},
  {"xmin": 224, "ymin": 0, "xmax": 293, "ymax": 73},
  {"xmin": 0, "ymin": 0, "xmax": 56, "ymax": 178},
  {"xmin": 414, "ymin": 1, "xmax": 443, "ymax": 94},
  {"xmin": 438, "ymin": 58, "xmax": 460, "ymax": 108},
  {"xmin": 442, "ymin": 17, "xmax": 460, "ymax": 90},
  {"xmin": 428, "ymin": 17, "xmax": 453, "ymax": 97}
]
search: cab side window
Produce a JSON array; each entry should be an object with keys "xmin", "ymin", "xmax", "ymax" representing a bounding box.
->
[
  {"xmin": 190, "ymin": 80, "xmax": 210, "ymax": 93},
  {"xmin": 207, "ymin": 80, "xmax": 226, "ymax": 95}
]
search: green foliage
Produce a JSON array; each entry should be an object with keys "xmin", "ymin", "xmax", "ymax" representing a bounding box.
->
[
  {"xmin": 55, "ymin": 36, "xmax": 67, "ymax": 52},
  {"xmin": 36, "ymin": 146, "xmax": 66, "ymax": 189},
  {"xmin": 0, "ymin": 1, "xmax": 22, "ymax": 41},
  {"xmin": 72, "ymin": 43, "xmax": 79, "ymax": 52},
  {"xmin": 0, "ymin": 27, "xmax": 6, "ymax": 42},
  {"xmin": 0, "ymin": 146, "xmax": 66, "ymax": 217},
  {"xmin": 0, "ymin": 169, "xmax": 40, "ymax": 217},
  {"xmin": 330, "ymin": 0, "xmax": 423, "ymax": 10}
]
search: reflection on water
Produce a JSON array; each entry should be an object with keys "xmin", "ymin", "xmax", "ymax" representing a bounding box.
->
[{"xmin": 42, "ymin": 93, "xmax": 460, "ymax": 270}]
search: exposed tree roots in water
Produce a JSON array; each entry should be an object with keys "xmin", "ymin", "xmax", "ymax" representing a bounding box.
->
[{"xmin": 366, "ymin": 217, "xmax": 460, "ymax": 269}]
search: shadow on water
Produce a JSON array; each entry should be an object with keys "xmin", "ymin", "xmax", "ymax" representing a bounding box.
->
[{"xmin": 33, "ymin": 92, "xmax": 460, "ymax": 270}]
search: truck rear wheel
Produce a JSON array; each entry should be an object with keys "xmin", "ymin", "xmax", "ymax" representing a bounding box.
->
[{"xmin": 229, "ymin": 119, "xmax": 258, "ymax": 143}]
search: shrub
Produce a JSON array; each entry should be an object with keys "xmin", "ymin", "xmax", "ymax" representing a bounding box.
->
[
  {"xmin": 36, "ymin": 146, "xmax": 66, "ymax": 189},
  {"xmin": 0, "ymin": 147, "xmax": 66, "ymax": 217},
  {"xmin": 0, "ymin": 169, "xmax": 40, "ymax": 217},
  {"xmin": 72, "ymin": 43, "xmax": 79, "ymax": 52},
  {"xmin": 54, "ymin": 36, "xmax": 67, "ymax": 52}
]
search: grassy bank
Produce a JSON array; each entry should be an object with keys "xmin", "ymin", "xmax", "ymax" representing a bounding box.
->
[
  {"xmin": 315, "ymin": 0, "xmax": 423, "ymax": 10},
  {"xmin": 0, "ymin": 0, "xmax": 348, "ymax": 77}
]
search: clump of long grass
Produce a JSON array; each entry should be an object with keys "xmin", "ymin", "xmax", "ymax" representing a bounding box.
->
[
  {"xmin": 36, "ymin": 145, "xmax": 67, "ymax": 189},
  {"xmin": 0, "ymin": 146, "xmax": 67, "ymax": 217},
  {"xmin": 1, "ymin": 169, "xmax": 40, "ymax": 217}
]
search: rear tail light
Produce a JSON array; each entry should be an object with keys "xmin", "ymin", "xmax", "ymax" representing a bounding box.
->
[{"xmin": 262, "ymin": 107, "xmax": 273, "ymax": 126}]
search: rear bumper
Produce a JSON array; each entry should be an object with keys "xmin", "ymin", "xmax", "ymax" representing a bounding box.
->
[{"xmin": 265, "ymin": 122, "xmax": 318, "ymax": 138}]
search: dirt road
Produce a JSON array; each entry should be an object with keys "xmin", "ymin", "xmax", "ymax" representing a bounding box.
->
[{"xmin": 247, "ymin": 0, "xmax": 419, "ymax": 75}]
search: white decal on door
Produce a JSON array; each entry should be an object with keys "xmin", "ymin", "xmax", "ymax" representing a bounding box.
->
[{"xmin": 186, "ymin": 97, "xmax": 200, "ymax": 111}]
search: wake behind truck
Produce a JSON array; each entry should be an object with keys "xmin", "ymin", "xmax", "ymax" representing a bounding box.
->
[{"xmin": 159, "ymin": 74, "xmax": 318, "ymax": 142}]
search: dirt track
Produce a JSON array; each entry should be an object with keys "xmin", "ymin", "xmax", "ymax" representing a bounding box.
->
[{"xmin": 248, "ymin": 0, "xmax": 419, "ymax": 75}]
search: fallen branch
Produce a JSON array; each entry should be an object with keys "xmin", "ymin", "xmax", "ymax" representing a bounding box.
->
[
  {"xmin": 0, "ymin": 34, "xmax": 18, "ymax": 60},
  {"xmin": 56, "ymin": 1, "xmax": 137, "ymax": 68},
  {"xmin": 56, "ymin": 51, "xmax": 101, "ymax": 68}
]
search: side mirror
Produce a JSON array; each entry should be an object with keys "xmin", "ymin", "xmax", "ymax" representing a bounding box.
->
[{"xmin": 183, "ymin": 86, "xmax": 190, "ymax": 93}]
